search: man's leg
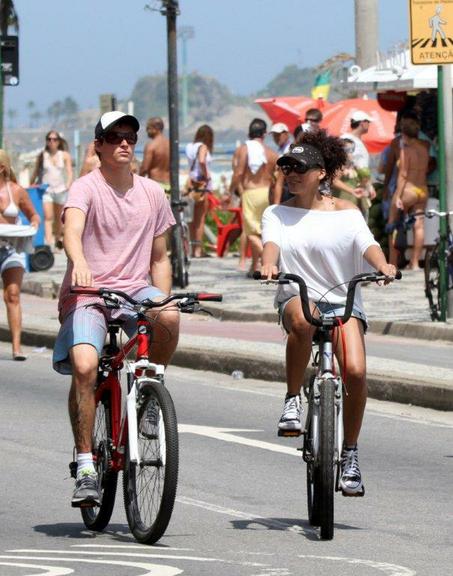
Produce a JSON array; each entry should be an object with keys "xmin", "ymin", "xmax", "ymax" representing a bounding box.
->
[
  {"xmin": 147, "ymin": 306, "xmax": 180, "ymax": 365},
  {"xmin": 68, "ymin": 343, "xmax": 101, "ymax": 507}
]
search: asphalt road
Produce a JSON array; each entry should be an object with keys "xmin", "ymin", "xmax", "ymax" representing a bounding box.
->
[{"xmin": 0, "ymin": 341, "xmax": 452, "ymax": 576}]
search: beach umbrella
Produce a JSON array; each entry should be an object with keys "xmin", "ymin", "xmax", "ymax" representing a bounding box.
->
[
  {"xmin": 320, "ymin": 98, "xmax": 396, "ymax": 154},
  {"xmin": 255, "ymin": 96, "xmax": 331, "ymax": 132}
]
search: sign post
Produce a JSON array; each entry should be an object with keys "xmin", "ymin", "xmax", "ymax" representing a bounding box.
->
[{"xmin": 409, "ymin": 0, "xmax": 453, "ymax": 320}]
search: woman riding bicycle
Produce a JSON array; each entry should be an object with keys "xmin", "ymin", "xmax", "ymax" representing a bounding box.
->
[{"xmin": 260, "ymin": 130, "xmax": 396, "ymax": 496}]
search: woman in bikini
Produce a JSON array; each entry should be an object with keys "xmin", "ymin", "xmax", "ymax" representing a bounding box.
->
[
  {"xmin": 0, "ymin": 150, "xmax": 40, "ymax": 360},
  {"xmin": 388, "ymin": 115, "xmax": 429, "ymax": 270}
]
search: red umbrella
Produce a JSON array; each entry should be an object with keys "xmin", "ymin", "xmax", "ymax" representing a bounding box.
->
[
  {"xmin": 320, "ymin": 98, "xmax": 396, "ymax": 154},
  {"xmin": 256, "ymin": 97, "xmax": 331, "ymax": 132}
]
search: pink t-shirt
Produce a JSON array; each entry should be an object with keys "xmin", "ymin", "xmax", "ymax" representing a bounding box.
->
[{"xmin": 58, "ymin": 169, "xmax": 175, "ymax": 319}]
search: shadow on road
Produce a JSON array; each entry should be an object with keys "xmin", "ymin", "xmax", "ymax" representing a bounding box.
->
[
  {"xmin": 230, "ymin": 517, "xmax": 360, "ymax": 541},
  {"xmin": 33, "ymin": 523, "xmax": 134, "ymax": 542}
]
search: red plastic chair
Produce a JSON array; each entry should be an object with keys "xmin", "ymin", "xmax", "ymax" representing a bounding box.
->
[{"xmin": 207, "ymin": 194, "xmax": 244, "ymax": 257}]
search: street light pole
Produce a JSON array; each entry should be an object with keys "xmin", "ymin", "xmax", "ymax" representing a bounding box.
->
[{"xmin": 162, "ymin": 0, "xmax": 180, "ymax": 207}]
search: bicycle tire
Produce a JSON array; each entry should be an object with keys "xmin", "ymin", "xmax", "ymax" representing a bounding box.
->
[
  {"xmin": 305, "ymin": 377, "xmax": 321, "ymax": 527},
  {"xmin": 171, "ymin": 225, "xmax": 189, "ymax": 288},
  {"xmin": 424, "ymin": 244, "xmax": 441, "ymax": 321},
  {"xmin": 123, "ymin": 379, "xmax": 179, "ymax": 544},
  {"xmin": 81, "ymin": 392, "xmax": 118, "ymax": 531},
  {"xmin": 318, "ymin": 378, "xmax": 335, "ymax": 540}
]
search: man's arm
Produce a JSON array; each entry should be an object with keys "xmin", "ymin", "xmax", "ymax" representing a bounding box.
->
[
  {"xmin": 229, "ymin": 146, "xmax": 247, "ymax": 194},
  {"xmin": 150, "ymin": 234, "xmax": 172, "ymax": 295},
  {"xmin": 140, "ymin": 142, "xmax": 154, "ymax": 177},
  {"xmin": 63, "ymin": 207, "xmax": 93, "ymax": 286}
]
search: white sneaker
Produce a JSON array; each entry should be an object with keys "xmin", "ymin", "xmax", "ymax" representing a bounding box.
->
[
  {"xmin": 278, "ymin": 394, "xmax": 302, "ymax": 432},
  {"xmin": 340, "ymin": 446, "xmax": 365, "ymax": 496}
]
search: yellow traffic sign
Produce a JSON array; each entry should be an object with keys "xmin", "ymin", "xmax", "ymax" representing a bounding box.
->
[{"xmin": 409, "ymin": 0, "xmax": 453, "ymax": 64}]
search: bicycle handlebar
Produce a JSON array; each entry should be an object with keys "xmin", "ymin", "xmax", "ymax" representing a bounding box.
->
[
  {"xmin": 70, "ymin": 286, "xmax": 223, "ymax": 309},
  {"xmin": 253, "ymin": 270, "xmax": 401, "ymax": 327}
]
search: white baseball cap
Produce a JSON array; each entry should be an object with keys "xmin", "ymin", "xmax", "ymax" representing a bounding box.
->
[
  {"xmin": 351, "ymin": 111, "xmax": 373, "ymax": 122},
  {"xmin": 270, "ymin": 122, "xmax": 289, "ymax": 133},
  {"xmin": 95, "ymin": 111, "xmax": 140, "ymax": 138}
]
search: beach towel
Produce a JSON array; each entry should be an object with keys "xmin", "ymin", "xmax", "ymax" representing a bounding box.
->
[{"xmin": 245, "ymin": 140, "xmax": 267, "ymax": 175}]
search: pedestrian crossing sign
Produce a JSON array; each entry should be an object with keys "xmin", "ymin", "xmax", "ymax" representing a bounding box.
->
[{"xmin": 409, "ymin": 0, "xmax": 453, "ymax": 64}]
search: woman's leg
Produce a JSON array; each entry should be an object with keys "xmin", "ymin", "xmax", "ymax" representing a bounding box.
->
[
  {"xmin": 54, "ymin": 203, "xmax": 65, "ymax": 247},
  {"xmin": 43, "ymin": 200, "xmax": 55, "ymax": 246},
  {"xmin": 387, "ymin": 197, "xmax": 401, "ymax": 267},
  {"xmin": 407, "ymin": 200, "xmax": 427, "ymax": 270},
  {"xmin": 333, "ymin": 318, "xmax": 366, "ymax": 446},
  {"xmin": 189, "ymin": 197, "xmax": 208, "ymax": 257},
  {"xmin": 283, "ymin": 297, "xmax": 317, "ymax": 395},
  {"xmin": 247, "ymin": 234, "xmax": 263, "ymax": 272},
  {"xmin": 2, "ymin": 266, "xmax": 25, "ymax": 357}
]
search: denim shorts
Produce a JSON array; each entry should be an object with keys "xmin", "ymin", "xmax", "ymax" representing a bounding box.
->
[
  {"xmin": 278, "ymin": 296, "xmax": 368, "ymax": 334},
  {"xmin": 0, "ymin": 246, "xmax": 26, "ymax": 275},
  {"xmin": 53, "ymin": 285, "xmax": 165, "ymax": 375}
]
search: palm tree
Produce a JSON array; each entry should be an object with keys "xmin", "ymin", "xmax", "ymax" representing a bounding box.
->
[{"xmin": 0, "ymin": 1, "xmax": 19, "ymax": 146}]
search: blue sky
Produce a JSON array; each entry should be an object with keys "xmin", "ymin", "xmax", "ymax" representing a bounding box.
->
[{"xmin": 8, "ymin": 0, "xmax": 408, "ymax": 121}]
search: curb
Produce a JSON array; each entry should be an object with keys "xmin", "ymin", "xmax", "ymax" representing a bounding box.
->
[
  {"xmin": 205, "ymin": 305, "xmax": 453, "ymax": 343},
  {"xmin": 2, "ymin": 325, "xmax": 452, "ymax": 412}
]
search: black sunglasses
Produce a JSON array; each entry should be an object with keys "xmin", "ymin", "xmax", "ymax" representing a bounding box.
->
[
  {"xmin": 103, "ymin": 131, "xmax": 138, "ymax": 145},
  {"xmin": 280, "ymin": 163, "xmax": 310, "ymax": 176},
  {"xmin": 306, "ymin": 118, "xmax": 320, "ymax": 123}
]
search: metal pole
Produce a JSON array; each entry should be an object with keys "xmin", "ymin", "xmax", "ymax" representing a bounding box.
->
[
  {"xmin": 354, "ymin": 0, "xmax": 379, "ymax": 69},
  {"xmin": 437, "ymin": 65, "xmax": 448, "ymax": 321},
  {"xmin": 442, "ymin": 64, "xmax": 453, "ymax": 318},
  {"xmin": 165, "ymin": 0, "xmax": 181, "ymax": 207},
  {"xmin": 0, "ymin": 36, "xmax": 3, "ymax": 148}
]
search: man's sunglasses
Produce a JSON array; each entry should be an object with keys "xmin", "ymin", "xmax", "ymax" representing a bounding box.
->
[{"xmin": 103, "ymin": 131, "xmax": 138, "ymax": 145}]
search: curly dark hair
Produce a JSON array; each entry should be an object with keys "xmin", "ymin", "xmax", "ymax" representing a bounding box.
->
[{"xmin": 294, "ymin": 129, "xmax": 348, "ymax": 184}]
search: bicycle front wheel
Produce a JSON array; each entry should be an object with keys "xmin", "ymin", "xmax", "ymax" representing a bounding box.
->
[
  {"xmin": 424, "ymin": 245, "xmax": 441, "ymax": 321},
  {"xmin": 123, "ymin": 379, "xmax": 179, "ymax": 544},
  {"xmin": 81, "ymin": 392, "xmax": 118, "ymax": 531},
  {"xmin": 318, "ymin": 378, "xmax": 335, "ymax": 540}
]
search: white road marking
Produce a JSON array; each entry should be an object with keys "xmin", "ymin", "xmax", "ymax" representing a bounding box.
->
[
  {"xmin": 1, "ymin": 556, "xmax": 182, "ymax": 576},
  {"xmin": 178, "ymin": 424, "xmax": 299, "ymax": 457},
  {"xmin": 71, "ymin": 545, "xmax": 194, "ymax": 551},
  {"xmin": 11, "ymin": 550, "xmax": 219, "ymax": 562},
  {"xmin": 177, "ymin": 496, "xmax": 309, "ymax": 535},
  {"xmin": 298, "ymin": 555, "xmax": 416, "ymax": 576},
  {"xmin": 0, "ymin": 561, "xmax": 73, "ymax": 576}
]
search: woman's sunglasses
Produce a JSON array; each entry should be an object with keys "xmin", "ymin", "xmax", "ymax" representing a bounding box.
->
[
  {"xmin": 47, "ymin": 137, "xmax": 59, "ymax": 142},
  {"xmin": 103, "ymin": 131, "xmax": 138, "ymax": 145},
  {"xmin": 280, "ymin": 163, "xmax": 312, "ymax": 176}
]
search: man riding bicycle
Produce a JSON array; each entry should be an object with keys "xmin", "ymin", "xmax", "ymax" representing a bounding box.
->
[{"xmin": 53, "ymin": 111, "xmax": 178, "ymax": 507}]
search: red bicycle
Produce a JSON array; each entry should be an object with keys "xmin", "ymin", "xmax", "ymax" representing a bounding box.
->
[{"xmin": 69, "ymin": 286, "xmax": 222, "ymax": 544}]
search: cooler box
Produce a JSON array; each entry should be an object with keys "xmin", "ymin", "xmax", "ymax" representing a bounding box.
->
[{"xmin": 21, "ymin": 185, "xmax": 54, "ymax": 272}]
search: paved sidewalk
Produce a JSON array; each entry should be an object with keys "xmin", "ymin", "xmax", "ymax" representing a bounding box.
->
[{"xmin": 0, "ymin": 253, "xmax": 452, "ymax": 411}]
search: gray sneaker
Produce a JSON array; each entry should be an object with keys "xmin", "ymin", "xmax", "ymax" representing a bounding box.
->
[
  {"xmin": 339, "ymin": 446, "xmax": 365, "ymax": 496},
  {"xmin": 71, "ymin": 470, "xmax": 100, "ymax": 508},
  {"xmin": 278, "ymin": 394, "xmax": 302, "ymax": 433}
]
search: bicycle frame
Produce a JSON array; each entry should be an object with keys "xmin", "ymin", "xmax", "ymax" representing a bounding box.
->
[{"xmin": 96, "ymin": 316, "xmax": 165, "ymax": 472}]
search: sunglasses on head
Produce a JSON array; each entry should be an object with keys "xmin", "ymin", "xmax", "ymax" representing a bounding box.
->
[{"xmin": 103, "ymin": 131, "xmax": 138, "ymax": 145}]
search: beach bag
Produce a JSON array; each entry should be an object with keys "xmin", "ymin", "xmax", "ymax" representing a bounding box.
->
[{"xmin": 184, "ymin": 145, "xmax": 208, "ymax": 203}]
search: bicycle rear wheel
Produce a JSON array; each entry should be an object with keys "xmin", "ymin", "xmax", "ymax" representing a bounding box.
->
[
  {"xmin": 318, "ymin": 378, "xmax": 335, "ymax": 540},
  {"xmin": 123, "ymin": 379, "xmax": 179, "ymax": 544},
  {"xmin": 81, "ymin": 392, "xmax": 118, "ymax": 531},
  {"xmin": 171, "ymin": 225, "xmax": 189, "ymax": 288},
  {"xmin": 424, "ymin": 245, "xmax": 441, "ymax": 321}
]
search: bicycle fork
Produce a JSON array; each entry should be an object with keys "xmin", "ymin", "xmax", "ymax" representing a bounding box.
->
[{"xmin": 125, "ymin": 359, "xmax": 165, "ymax": 465}]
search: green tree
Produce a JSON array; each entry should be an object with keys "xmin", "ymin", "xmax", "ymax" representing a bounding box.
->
[
  {"xmin": 27, "ymin": 99, "xmax": 35, "ymax": 127},
  {"xmin": 0, "ymin": 0, "xmax": 19, "ymax": 145},
  {"xmin": 47, "ymin": 100, "xmax": 63, "ymax": 125}
]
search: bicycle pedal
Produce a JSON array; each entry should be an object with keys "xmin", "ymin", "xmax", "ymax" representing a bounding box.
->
[
  {"xmin": 341, "ymin": 487, "xmax": 365, "ymax": 498},
  {"xmin": 278, "ymin": 429, "xmax": 302, "ymax": 437}
]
